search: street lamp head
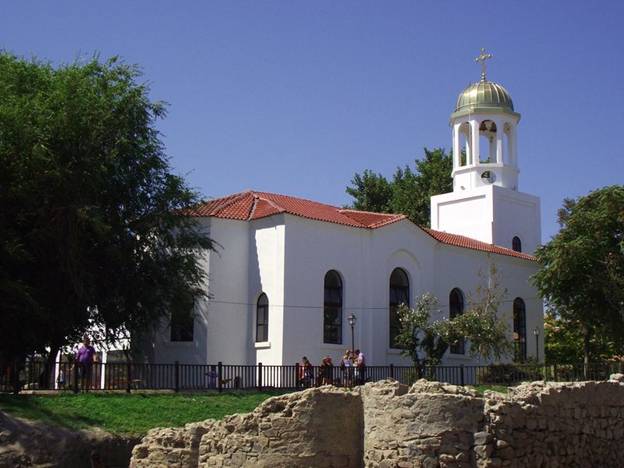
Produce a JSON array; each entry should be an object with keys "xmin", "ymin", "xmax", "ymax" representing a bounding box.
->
[
  {"xmin": 533, "ymin": 327, "xmax": 540, "ymax": 336},
  {"xmin": 347, "ymin": 313, "xmax": 357, "ymax": 327}
]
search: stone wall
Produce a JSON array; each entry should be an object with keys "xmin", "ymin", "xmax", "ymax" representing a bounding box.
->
[
  {"xmin": 131, "ymin": 388, "xmax": 362, "ymax": 468},
  {"xmin": 130, "ymin": 374, "xmax": 624, "ymax": 468},
  {"xmin": 477, "ymin": 379, "xmax": 624, "ymax": 467},
  {"xmin": 360, "ymin": 380, "xmax": 485, "ymax": 467}
]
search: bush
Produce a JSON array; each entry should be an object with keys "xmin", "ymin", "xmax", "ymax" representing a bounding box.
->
[{"xmin": 478, "ymin": 364, "xmax": 544, "ymax": 385}]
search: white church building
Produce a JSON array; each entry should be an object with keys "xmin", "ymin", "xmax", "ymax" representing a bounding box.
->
[{"xmin": 147, "ymin": 57, "xmax": 543, "ymax": 368}]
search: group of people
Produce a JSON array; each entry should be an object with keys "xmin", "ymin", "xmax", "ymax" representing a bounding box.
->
[{"xmin": 298, "ymin": 349, "xmax": 366, "ymax": 388}]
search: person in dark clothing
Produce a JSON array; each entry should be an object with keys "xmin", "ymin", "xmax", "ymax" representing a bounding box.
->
[{"xmin": 318, "ymin": 356, "xmax": 334, "ymax": 386}]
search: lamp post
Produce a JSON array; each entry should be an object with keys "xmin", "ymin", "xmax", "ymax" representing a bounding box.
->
[
  {"xmin": 347, "ymin": 313, "xmax": 357, "ymax": 354},
  {"xmin": 533, "ymin": 327, "xmax": 540, "ymax": 363}
]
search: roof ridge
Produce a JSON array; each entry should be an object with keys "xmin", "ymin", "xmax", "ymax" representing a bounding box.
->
[
  {"xmin": 255, "ymin": 193, "xmax": 287, "ymax": 214},
  {"xmin": 205, "ymin": 190, "xmax": 252, "ymax": 216},
  {"xmin": 255, "ymin": 190, "xmax": 340, "ymax": 209},
  {"xmin": 339, "ymin": 208, "xmax": 404, "ymax": 217},
  {"xmin": 367, "ymin": 215, "xmax": 408, "ymax": 228},
  {"xmin": 247, "ymin": 194, "xmax": 260, "ymax": 220}
]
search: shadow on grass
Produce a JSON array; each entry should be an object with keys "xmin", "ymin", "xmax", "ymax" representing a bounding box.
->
[
  {"xmin": 0, "ymin": 390, "xmax": 293, "ymax": 434},
  {"xmin": 0, "ymin": 394, "xmax": 101, "ymax": 431}
]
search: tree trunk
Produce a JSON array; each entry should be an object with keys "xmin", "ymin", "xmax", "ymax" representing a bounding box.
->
[{"xmin": 583, "ymin": 326, "xmax": 591, "ymax": 380}]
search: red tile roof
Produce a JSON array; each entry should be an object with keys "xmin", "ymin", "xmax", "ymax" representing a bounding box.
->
[
  {"xmin": 423, "ymin": 229, "xmax": 535, "ymax": 261},
  {"xmin": 188, "ymin": 190, "xmax": 535, "ymax": 261},
  {"xmin": 187, "ymin": 190, "xmax": 406, "ymax": 229}
]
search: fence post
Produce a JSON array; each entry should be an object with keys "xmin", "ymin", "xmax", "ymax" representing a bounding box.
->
[
  {"xmin": 73, "ymin": 361, "xmax": 79, "ymax": 394},
  {"xmin": 460, "ymin": 364, "xmax": 465, "ymax": 387},
  {"xmin": 126, "ymin": 362, "xmax": 132, "ymax": 393},
  {"xmin": 217, "ymin": 362, "xmax": 223, "ymax": 393},
  {"xmin": 258, "ymin": 363, "xmax": 263, "ymax": 391},
  {"xmin": 174, "ymin": 361, "xmax": 180, "ymax": 393},
  {"xmin": 12, "ymin": 359, "xmax": 19, "ymax": 395},
  {"xmin": 389, "ymin": 364, "xmax": 394, "ymax": 380},
  {"xmin": 27, "ymin": 358, "xmax": 32, "ymax": 391},
  {"xmin": 552, "ymin": 364, "xmax": 557, "ymax": 382},
  {"xmin": 295, "ymin": 363, "xmax": 300, "ymax": 388}
]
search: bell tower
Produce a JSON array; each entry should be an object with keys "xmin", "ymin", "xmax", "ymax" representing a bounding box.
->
[{"xmin": 431, "ymin": 50, "xmax": 541, "ymax": 254}]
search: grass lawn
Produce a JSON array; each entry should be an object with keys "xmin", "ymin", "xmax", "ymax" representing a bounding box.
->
[
  {"xmin": 0, "ymin": 391, "xmax": 286, "ymax": 436},
  {"xmin": 472, "ymin": 385, "xmax": 510, "ymax": 396}
]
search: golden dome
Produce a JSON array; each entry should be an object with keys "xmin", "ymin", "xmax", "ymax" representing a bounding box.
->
[{"xmin": 455, "ymin": 80, "xmax": 514, "ymax": 114}]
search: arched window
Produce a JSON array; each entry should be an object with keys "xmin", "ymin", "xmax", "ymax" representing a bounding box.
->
[
  {"xmin": 513, "ymin": 298, "xmax": 527, "ymax": 362},
  {"xmin": 512, "ymin": 236, "xmax": 522, "ymax": 253},
  {"xmin": 389, "ymin": 268, "xmax": 410, "ymax": 348},
  {"xmin": 256, "ymin": 293, "xmax": 269, "ymax": 342},
  {"xmin": 323, "ymin": 271, "xmax": 342, "ymax": 344},
  {"xmin": 449, "ymin": 288, "xmax": 465, "ymax": 354}
]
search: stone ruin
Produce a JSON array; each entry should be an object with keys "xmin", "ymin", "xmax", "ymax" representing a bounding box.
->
[{"xmin": 131, "ymin": 373, "xmax": 624, "ymax": 467}]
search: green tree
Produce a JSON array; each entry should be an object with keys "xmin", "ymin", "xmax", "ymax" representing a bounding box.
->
[
  {"xmin": 345, "ymin": 169, "xmax": 392, "ymax": 213},
  {"xmin": 534, "ymin": 186, "xmax": 624, "ymax": 365},
  {"xmin": 0, "ymin": 53, "xmax": 213, "ymax": 369},
  {"xmin": 345, "ymin": 148, "xmax": 453, "ymax": 226},
  {"xmin": 396, "ymin": 265, "xmax": 511, "ymax": 367},
  {"xmin": 544, "ymin": 310, "xmax": 621, "ymax": 364}
]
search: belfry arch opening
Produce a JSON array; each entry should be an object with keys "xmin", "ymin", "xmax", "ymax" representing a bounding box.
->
[
  {"xmin": 479, "ymin": 120, "xmax": 496, "ymax": 163},
  {"xmin": 458, "ymin": 122, "xmax": 471, "ymax": 166}
]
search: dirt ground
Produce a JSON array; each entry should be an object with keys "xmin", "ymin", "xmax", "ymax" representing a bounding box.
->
[{"xmin": 0, "ymin": 411, "xmax": 138, "ymax": 468}]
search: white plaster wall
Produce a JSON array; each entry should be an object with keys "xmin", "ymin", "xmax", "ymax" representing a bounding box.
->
[
  {"xmin": 201, "ymin": 218, "xmax": 252, "ymax": 364},
  {"xmin": 432, "ymin": 245, "xmax": 543, "ymax": 365},
  {"xmin": 281, "ymin": 215, "xmax": 369, "ymax": 367},
  {"xmin": 367, "ymin": 222, "xmax": 436, "ymax": 366},
  {"xmin": 492, "ymin": 185, "xmax": 541, "ymax": 254},
  {"xmin": 248, "ymin": 216, "xmax": 286, "ymax": 365},
  {"xmin": 281, "ymin": 216, "xmax": 439, "ymax": 367},
  {"xmin": 431, "ymin": 187, "xmax": 494, "ymax": 244},
  {"xmin": 431, "ymin": 185, "xmax": 541, "ymax": 255}
]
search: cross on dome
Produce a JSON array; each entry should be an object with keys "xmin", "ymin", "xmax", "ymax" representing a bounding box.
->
[{"xmin": 475, "ymin": 48, "xmax": 493, "ymax": 81}]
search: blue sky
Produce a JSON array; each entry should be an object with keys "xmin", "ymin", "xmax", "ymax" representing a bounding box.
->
[{"xmin": 2, "ymin": 1, "xmax": 623, "ymax": 242}]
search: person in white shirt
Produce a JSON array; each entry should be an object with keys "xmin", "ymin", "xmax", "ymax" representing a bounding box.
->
[{"xmin": 355, "ymin": 349, "xmax": 366, "ymax": 385}]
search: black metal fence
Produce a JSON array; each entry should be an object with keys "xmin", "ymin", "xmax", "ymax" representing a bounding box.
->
[{"xmin": 1, "ymin": 360, "xmax": 622, "ymax": 394}]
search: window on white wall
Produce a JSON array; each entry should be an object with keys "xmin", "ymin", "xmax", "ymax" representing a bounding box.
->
[
  {"xmin": 256, "ymin": 293, "xmax": 269, "ymax": 342},
  {"xmin": 389, "ymin": 268, "xmax": 409, "ymax": 348},
  {"xmin": 449, "ymin": 288, "xmax": 465, "ymax": 354},
  {"xmin": 513, "ymin": 298, "xmax": 527, "ymax": 361},
  {"xmin": 512, "ymin": 236, "xmax": 522, "ymax": 253},
  {"xmin": 323, "ymin": 270, "xmax": 343, "ymax": 344}
]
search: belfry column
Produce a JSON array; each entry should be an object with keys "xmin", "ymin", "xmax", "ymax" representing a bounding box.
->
[
  {"xmin": 510, "ymin": 125, "xmax": 518, "ymax": 167},
  {"xmin": 470, "ymin": 119, "xmax": 480, "ymax": 166},
  {"xmin": 495, "ymin": 118, "xmax": 504, "ymax": 164},
  {"xmin": 452, "ymin": 124, "xmax": 461, "ymax": 169}
]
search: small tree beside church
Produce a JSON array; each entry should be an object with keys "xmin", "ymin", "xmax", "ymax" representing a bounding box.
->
[{"xmin": 396, "ymin": 265, "xmax": 512, "ymax": 368}]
